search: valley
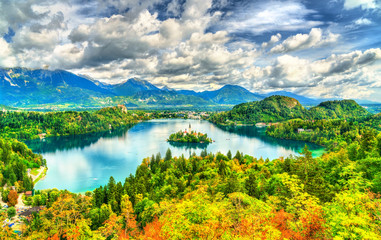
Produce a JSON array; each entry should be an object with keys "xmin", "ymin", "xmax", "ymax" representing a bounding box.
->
[{"xmin": 0, "ymin": 93, "xmax": 380, "ymax": 239}]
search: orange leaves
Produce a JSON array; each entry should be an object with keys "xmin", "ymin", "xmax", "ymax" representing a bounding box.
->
[
  {"xmin": 48, "ymin": 233, "xmax": 60, "ymax": 240},
  {"xmin": 270, "ymin": 206, "xmax": 327, "ymax": 240},
  {"xmin": 62, "ymin": 226, "xmax": 80, "ymax": 240},
  {"xmin": 98, "ymin": 213, "xmax": 123, "ymax": 239},
  {"xmin": 232, "ymin": 215, "xmax": 272, "ymax": 240},
  {"xmin": 140, "ymin": 216, "xmax": 164, "ymax": 240},
  {"xmin": 33, "ymin": 193, "xmax": 94, "ymax": 239},
  {"xmin": 121, "ymin": 194, "xmax": 139, "ymax": 239},
  {"xmin": 271, "ymin": 209, "xmax": 297, "ymax": 239},
  {"xmin": 299, "ymin": 205, "xmax": 326, "ymax": 239},
  {"xmin": 7, "ymin": 189, "xmax": 18, "ymax": 207}
]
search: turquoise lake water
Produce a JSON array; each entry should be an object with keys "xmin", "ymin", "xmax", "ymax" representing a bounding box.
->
[{"xmin": 26, "ymin": 119, "xmax": 324, "ymax": 193}]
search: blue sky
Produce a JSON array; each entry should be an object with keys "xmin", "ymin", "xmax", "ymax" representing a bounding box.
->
[{"xmin": 0, "ymin": 0, "xmax": 380, "ymax": 100}]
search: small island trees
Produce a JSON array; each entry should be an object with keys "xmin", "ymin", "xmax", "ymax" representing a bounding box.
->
[{"xmin": 168, "ymin": 130, "xmax": 213, "ymax": 143}]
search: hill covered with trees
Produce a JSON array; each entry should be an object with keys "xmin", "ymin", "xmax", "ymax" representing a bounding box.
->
[
  {"xmin": 210, "ymin": 96, "xmax": 371, "ymax": 125},
  {"xmin": 359, "ymin": 113, "xmax": 381, "ymax": 131},
  {"xmin": 210, "ymin": 95, "xmax": 308, "ymax": 125},
  {"xmin": 0, "ymin": 106, "xmax": 147, "ymax": 141},
  {"xmin": 308, "ymin": 100, "xmax": 370, "ymax": 120},
  {"xmin": 0, "ymin": 138, "xmax": 43, "ymax": 191}
]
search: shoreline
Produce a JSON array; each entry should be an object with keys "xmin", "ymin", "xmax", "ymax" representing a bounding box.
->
[{"xmin": 29, "ymin": 166, "xmax": 48, "ymax": 185}]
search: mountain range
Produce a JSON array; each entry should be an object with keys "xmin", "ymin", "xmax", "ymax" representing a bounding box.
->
[{"xmin": 0, "ymin": 68, "xmax": 377, "ymax": 109}]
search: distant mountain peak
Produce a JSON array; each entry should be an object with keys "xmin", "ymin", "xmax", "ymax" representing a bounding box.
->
[
  {"xmin": 124, "ymin": 78, "xmax": 155, "ymax": 86},
  {"xmin": 110, "ymin": 77, "xmax": 160, "ymax": 96},
  {"xmin": 220, "ymin": 84, "xmax": 246, "ymax": 89},
  {"xmin": 125, "ymin": 77, "xmax": 141, "ymax": 83},
  {"xmin": 161, "ymin": 85, "xmax": 175, "ymax": 92}
]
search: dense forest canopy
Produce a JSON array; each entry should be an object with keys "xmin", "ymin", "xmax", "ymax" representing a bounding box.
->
[
  {"xmin": 308, "ymin": 100, "xmax": 371, "ymax": 120},
  {"xmin": 0, "ymin": 138, "xmax": 43, "ymax": 191},
  {"xmin": 210, "ymin": 96, "xmax": 371, "ymax": 125},
  {"xmin": 210, "ymin": 95, "xmax": 308, "ymax": 125},
  {"xmin": 0, "ymin": 106, "xmax": 147, "ymax": 141}
]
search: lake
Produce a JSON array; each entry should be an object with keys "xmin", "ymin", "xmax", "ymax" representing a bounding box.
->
[{"xmin": 26, "ymin": 119, "xmax": 324, "ymax": 193}]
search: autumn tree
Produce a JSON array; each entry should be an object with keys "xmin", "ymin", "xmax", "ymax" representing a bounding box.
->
[
  {"xmin": 97, "ymin": 213, "xmax": 122, "ymax": 239},
  {"xmin": 120, "ymin": 195, "xmax": 137, "ymax": 238},
  {"xmin": 7, "ymin": 190, "xmax": 18, "ymax": 207},
  {"xmin": 25, "ymin": 193, "xmax": 93, "ymax": 239},
  {"xmin": 140, "ymin": 216, "xmax": 164, "ymax": 240}
]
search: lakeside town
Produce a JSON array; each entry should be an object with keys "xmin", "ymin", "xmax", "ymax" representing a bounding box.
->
[{"xmin": 1, "ymin": 166, "xmax": 46, "ymax": 233}]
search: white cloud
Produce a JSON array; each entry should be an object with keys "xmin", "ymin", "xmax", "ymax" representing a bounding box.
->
[
  {"xmin": 95, "ymin": 0, "xmax": 162, "ymax": 19},
  {"xmin": 0, "ymin": 38, "xmax": 16, "ymax": 67},
  {"xmin": 222, "ymin": 1, "xmax": 323, "ymax": 35},
  {"xmin": 58, "ymin": 0, "xmax": 242, "ymax": 85},
  {"xmin": 355, "ymin": 18, "xmax": 373, "ymax": 25},
  {"xmin": 262, "ymin": 33, "xmax": 281, "ymax": 48},
  {"xmin": 343, "ymin": 0, "xmax": 378, "ymax": 10},
  {"xmin": 270, "ymin": 28, "xmax": 339, "ymax": 53},
  {"xmin": 183, "ymin": 0, "xmax": 213, "ymax": 19},
  {"xmin": 12, "ymin": 27, "xmax": 61, "ymax": 51},
  {"xmin": 243, "ymin": 48, "xmax": 381, "ymax": 99},
  {"xmin": 167, "ymin": 0, "xmax": 182, "ymax": 17},
  {"xmin": 67, "ymin": 11, "xmax": 161, "ymax": 66},
  {"xmin": 48, "ymin": 43, "xmax": 86, "ymax": 69},
  {"xmin": 345, "ymin": 17, "xmax": 373, "ymax": 29}
]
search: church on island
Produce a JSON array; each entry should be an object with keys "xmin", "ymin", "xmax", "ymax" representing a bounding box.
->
[
  {"xmin": 167, "ymin": 124, "xmax": 213, "ymax": 143},
  {"xmin": 184, "ymin": 124, "xmax": 193, "ymax": 135}
]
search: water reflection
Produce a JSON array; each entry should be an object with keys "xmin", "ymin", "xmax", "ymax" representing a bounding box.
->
[
  {"xmin": 26, "ymin": 125, "xmax": 134, "ymax": 153},
  {"xmin": 168, "ymin": 141, "xmax": 209, "ymax": 150},
  {"xmin": 215, "ymin": 124, "xmax": 323, "ymax": 153}
]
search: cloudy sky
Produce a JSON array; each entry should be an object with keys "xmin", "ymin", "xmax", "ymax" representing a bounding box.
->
[{"xmin": 1, "ymin": 0, "xmax": 381, "ymax": 100}]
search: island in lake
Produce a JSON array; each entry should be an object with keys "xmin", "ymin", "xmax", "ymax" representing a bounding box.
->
[{"xmin": 168, "ymin": 124, "xmax": 213, "ymax": 143}]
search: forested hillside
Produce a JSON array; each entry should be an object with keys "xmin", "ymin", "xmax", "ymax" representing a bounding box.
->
[
  {"xmin": 210, "ymin": 95, "xmax": 308, "ymax": 125},
  {"xmin": 210, "ymin": 96, "xmax": 371, "ymax": 125},
  {"xmin": 266, "ymin": 119, "xmax": 379, "ymax": 151},
  {"xmin": 308, "ymin": 100, "xmax": 370, "ymax": 120},
  {"xmin": 361, "ymin": 113, "xmax": 381, "ymax": 131},
  {"xmin": 0, "ymin": 106, "xmax": 146, "ymax": 141},
  {"xmin": 0, "ymin": 138, "xmax": 43, "ymax": 191}
]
